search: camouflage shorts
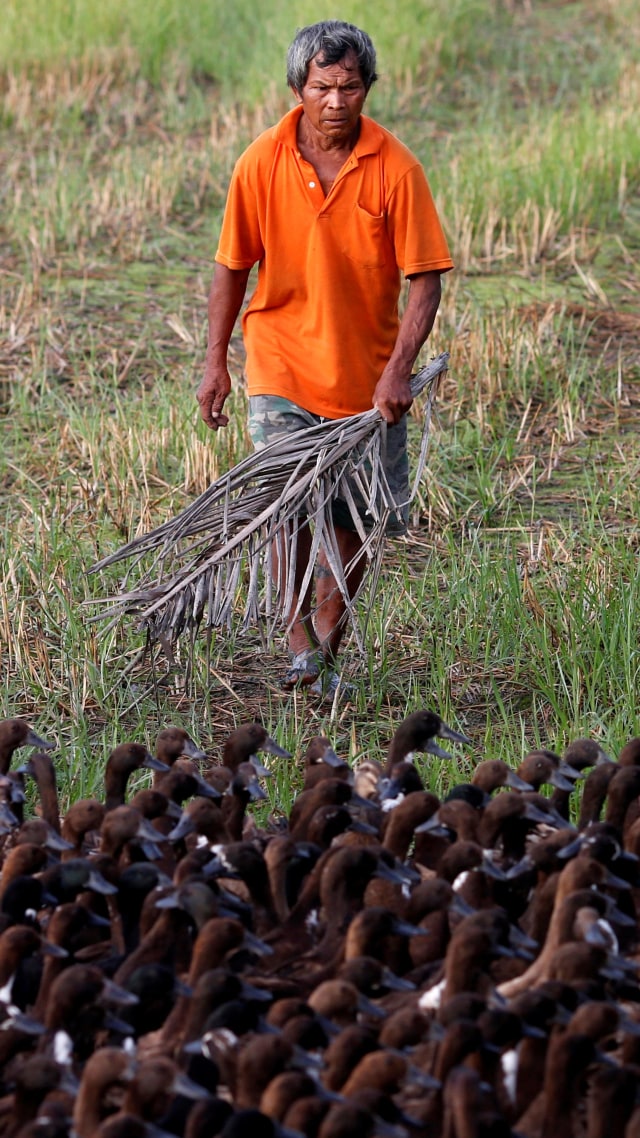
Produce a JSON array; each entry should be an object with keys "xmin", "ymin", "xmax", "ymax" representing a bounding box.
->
[{"xmin": 248, "ymin": 395, "xmax": 409, "ymax": 536}]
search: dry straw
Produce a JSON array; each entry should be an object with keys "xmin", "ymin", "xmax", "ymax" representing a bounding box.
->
[{"xmin": 88, "ymin": 353, "xmax": 449, "ymax": 656}]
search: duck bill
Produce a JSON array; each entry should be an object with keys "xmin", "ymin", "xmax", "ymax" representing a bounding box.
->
[
  {"xmin": 438, "ymin": 722, "xmax": 472, "ymax": 746},
  {"xmin": 202, "ymin": 855, "xmax": 239, "ymax": 880},
  {"xmin": 584, "ymin": 920, "xmax": 617, "ymax": 950},
  {"xmin": 0, "ymin": 804, "xmax": 18, "ymax": 830},
  {"xmin": 451, "ymin": 893, "xmax": 476, "ymax": 917},
  {"xmin": 604, "ymin": 868, "xmax": 632, "ymax": 890},
  {"xmin": 87, "ymin": 870, "xmax": 118, "ymax": 895},
  {"xmin": 59, "ymin": 1070, "xmax": 81, "ymax": 1094},
  {"xmin": 290, "ymin": 1043, "xmax": 324, "ymax": 1072},
  {"xmin": 246, "ymin": 780, "xmax": 269, "ymax": 801},
  {"xmin": 619, "ymin": 1014, "xmax": 640, "ymax": 1037},
  {"xmin": 6, "ymin": 1009, "xmax": 46, "ymax": 1035},
  {"xmin": 313, "ymin": 1013, "xmax": 340, "ymax": 1038},
  {"xmin": 45, "ymin": 830, "xmax": 75, "ymax": 852},
  {"xmin": 263, "ymin": 736, "xmax": 292, "ymax": 759},
  {"xmin": 522, "ymin": 1022, "xmax": 547, "ymax": 1039},
  {"xmin": 390, "ymin": 916, "xmax": 430, "ymax": 939},
  {"xmin": 249, "ymin": 756, "xmax": 274, "ymax": 778},
  {"xmin": 171, "ymin": 1072, "xmax": 211, "ymax": 1100},
  {"xmin": 508, "ymin": 925, "xmax": 539, "ymax": 952},
  {"xmin": 558, "ymin": 761, "xmax": 583, "ymax": 780},
  {"xmin": 195, "ymin": 776, "xmax": 221, "ymax": 799},
  {"xmin": 480, "ymin": 855, "xmax": 509, "ymax": 881},
  {"xmin": 494, "ymin": 943, "xmax": 517, "ymax": 959},
  {"xmin": 155, "ymin": 889, "xmax": 180, "ymax": 909},
  {"xmin": 101, "ymin": 977, "xmax": 140, "ymax": 1007},
  {"xmin": 414, "ymin": 814, "xmax": 451, "ymax": 838},
  {"xmin": 380, "ymin": 967, "xmax": 416, "ymax": 992},
  {"xmin": 373, "ymin": 860, "xmax": 414, "ymax": 887},
  {"xmin": 356, "ymin": 993, "xmax": 386, "ymax": 1019},
  {"xmin": 180, "ymin": 739, "xmax": 209, "ymax": 761},
  {"xmin": 102, "ymin": 1012, "xmax": 135, "ymax": 1035},
  {"xmin": 143, "ymin": 754, "xmax": 171, "ymax": 772},
  {"xmin": 240, "ymin": 979, "xmax": 272, "ymax": 1002},
  {"xmin": 504, "ymin": 770, "xmax": 534, "ymax": 790},
  {"xmin": 609, "ymin": 903, "xmax": 636, "ymax": 927},
  {"xmin": 378, "ymin": 777, "xmax": 399, "ymax": 801},
  {"xmin": 405, "ymin": 1064, "xmax": 441, "ymax": 1091},
  {"xmin": 87, "ymin": 909, "xmax": 112, "ymax": 928},
  {"xmin": 168, "ymin": 814, "xmax": 195, "ymax": 842},
  {"xmin": 423, "ymin": 741, "xmax": 454, "ymax": 760},
  {"xmin": 256, "ymin": 1016, "xmax": 282, "ymax": 1035},
  {"xmin": 595, "ymin": 749, "xmax": 615, "ymax": 765},
  {"xmin": 26, "ymin": 729, "xmax": 55, "ymax": 750},
  {"xmin": 349, "ymin": 817, "xmax": 379, "ymax": 836},
  {"xmin": 557, "ymin": 836, "xmax": 584, "ymax": 859},
  {"xmin": 350, "ymin": 791, "xmax": 380, "ymax": 811},
  {"xmin": 243, "ymin": 929, "xmax": 274, "ymax": 956},
  {"xmin": 505, "ymin": 855, "xmax": 535, "ymax": 880},
  {"xmin": 41, "ymin": 941, "xmax": 69, "ymax": 959},
  {"xmin": 548, "ymin": 770, "xmax": 577, "ymax": 791},
  {"xmin": 136, "ymin": 817, "xmax": 168, "ymax": 843},
  {"xmin": 318, "ymin": 746, "xmax": 344, "ymax": 768},
  {"xmin": 522, "ymin": 802, "xmax": 555, "ymax": 825}
]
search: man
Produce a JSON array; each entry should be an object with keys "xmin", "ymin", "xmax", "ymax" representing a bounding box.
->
[{"xmin": 197, "ymin": 21, "xmax": 453, "ymax": 696}]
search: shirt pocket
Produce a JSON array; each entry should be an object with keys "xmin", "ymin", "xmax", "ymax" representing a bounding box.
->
[{"xmin": 342, "ymin": 202, "xmax": 389, "ymax": 269}]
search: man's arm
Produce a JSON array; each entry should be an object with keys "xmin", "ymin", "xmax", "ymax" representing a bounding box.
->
[
  {"xmin": 196, "ymin": 263, "xmax": 252, "ymax": 430},
  {"xmin": 372, "ymin": 270, "xmax": 443, "ymax": 425}
]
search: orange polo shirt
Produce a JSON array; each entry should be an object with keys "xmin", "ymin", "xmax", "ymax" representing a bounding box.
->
[{"xmin": 216, "ymin": 105, "xmax": 453, "ymax": 419}]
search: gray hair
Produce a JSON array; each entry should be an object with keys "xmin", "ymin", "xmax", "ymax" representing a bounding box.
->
[{"xmin": 286, "ymin": 21, "xmax": 378, "ymax": 93}]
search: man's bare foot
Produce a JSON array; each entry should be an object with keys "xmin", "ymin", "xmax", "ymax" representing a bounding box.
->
[{"xmin": 281, "ymin": 648, "xmax": 323, "ymax": 691}]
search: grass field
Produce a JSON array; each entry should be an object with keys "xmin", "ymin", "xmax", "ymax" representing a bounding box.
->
[{"xmin": 1, "ymin": 0, "xmax": 640, "ymax": 811}]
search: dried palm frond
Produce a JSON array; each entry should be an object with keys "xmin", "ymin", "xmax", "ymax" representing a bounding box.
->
[{"xmin": 88, "ymin": 353, "xmax": 449, "ymax": 656}]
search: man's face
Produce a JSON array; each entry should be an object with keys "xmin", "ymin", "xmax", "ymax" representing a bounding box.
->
[{"xmin": 293, "ymin": 50, "xmax": 367, "ymax": 145}]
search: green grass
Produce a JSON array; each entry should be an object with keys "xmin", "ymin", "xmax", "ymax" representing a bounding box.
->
[{"xmin": 2, "ymin": 0, "xmax": 640, "ymax": 812}]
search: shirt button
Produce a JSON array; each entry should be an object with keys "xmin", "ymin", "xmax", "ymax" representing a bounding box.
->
[{"xmin": 309, "ymin": 181, "xmax": 316, "ymax": 188}]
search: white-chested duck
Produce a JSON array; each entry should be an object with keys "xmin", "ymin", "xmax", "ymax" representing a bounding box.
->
[{"xmin": 40, "ymin": 962, "xmax": 138, "ymax": 1068}]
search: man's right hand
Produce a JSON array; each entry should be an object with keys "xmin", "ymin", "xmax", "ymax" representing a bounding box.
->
[{"xmin": 196, "ymin": 364, "xmax": 231, "ymax": 430}]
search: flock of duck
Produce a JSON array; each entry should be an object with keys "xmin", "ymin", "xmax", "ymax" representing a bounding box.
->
[{"xmin": 2, "ymin": 710, "xmax": 640, "ymax": 1137}]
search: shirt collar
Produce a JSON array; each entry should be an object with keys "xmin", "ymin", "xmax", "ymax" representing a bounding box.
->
[{"xmin": 272, "ymin": 105, "xmax": 383, "ymax": 158}]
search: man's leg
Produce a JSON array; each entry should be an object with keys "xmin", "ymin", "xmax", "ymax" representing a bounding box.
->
[
  {"xmin": 313, "ymin": 525, "xmax": 367, "ymax": 664},
  {"xmin": 248, "ymin": 396, "xmax": 326, "ymax": 687},
  {"xmin": 273, "ymin": 523, "xmax": 323, "ymax": 687}
]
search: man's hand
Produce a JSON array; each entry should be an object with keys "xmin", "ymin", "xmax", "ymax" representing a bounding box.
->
[
  {"xmin": 372, "ymin": 369, "xmax": 413, "ymax": 425},
  {"xmin": 197, "ymin": 264, "xmax": 251, "ymax": 430},
  {"xmin": 197, "ymin": 363, "xmax": 231, "ymax": 430}
]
